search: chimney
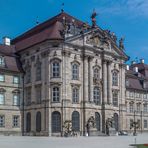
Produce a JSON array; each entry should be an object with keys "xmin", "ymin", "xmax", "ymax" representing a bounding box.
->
[
  {"xmin": 131, "ymin": 61, "xmax": 136, "ymax": 65},
  {"xmin": 140, "ymin": 59, "xmax": 144, "ymax": 64},
  {"xmin": 126, "ymin": 65, "xmax": 129, "ymax": 70},
  {"xmin": 133, "ymin": 66, "xmax": 138, "ymax": 73},
  {"xmin": 3, "ymin": 37, "xmax": 11, "ymax": 46}
]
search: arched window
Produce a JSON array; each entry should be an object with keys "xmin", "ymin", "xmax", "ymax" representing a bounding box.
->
[
  {"xmin": 52, "ymin": 87, "xmax": 60, "ymax": 102},
  {"xmin": 72, "ymin": 111, "xmax": 80, "ymax": 131},
  {"xmin": 26, "ymin": 112, "xmax": 31, "ymax": 132},
  {"xmin": 93, "ymin": 67, "xmax": 100, "ymax": 79},
  {"xmin": 113, "ymin": 91, "xmax": 118, "ymax": 107},
  {"xmin": 52, "ymin": 111, "xmax": 61, "ymax": 133},
  {"xmin": 36, "ymin": 111, "xmax": 41, "ymax": 132},
  {"xmin": 114, "ymin": 113, "xmax": 119, "ymax": 131},
  {"xmin": 95, "ymin": 112, "xmax": 100, "ymax": 131},
  {"xmin": 72, "ymin": 87, "xmax": 79, "ymax": 103},
  {"xmin": 112, "ymin": 71, "xmax": 118, "ymax": 86},
  {"xmin": 72, "ymin": 63, "xmax": 79, "ymax": 80},
  {"xmin": 36, "ymin": 61, "xmax": 41, "ymax": 81},
  {"xmin": 52, "ymin": 61, "xmax": 60, "ymax": 78},
  {"xmin": 93, "ymin": 87, "xmax": 100, "ymax": 105}
]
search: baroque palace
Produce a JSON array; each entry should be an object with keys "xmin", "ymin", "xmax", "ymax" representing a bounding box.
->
[{"xmin": 0, "ymin": 11, "xmax": 148, "ymax": 136}]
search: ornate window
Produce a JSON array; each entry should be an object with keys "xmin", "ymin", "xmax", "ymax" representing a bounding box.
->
[
  {"xmin": 93, "ymin": 67, "xmax": 100, "ymax": 79},
  {"xmin": 52, "ymin": 87, "xmax": 60, "ymax": 102},
  {"xmin": 72, "ymin": 87, "xmax": 79, "ymax": 103},
  {"xmin": 95, "ymin": 112, "xmax": 100, "ymax": 131},
  {"xmin": 36, "ymin": 61, "xmax": 41, "ymax": 81},
  {"xmin": 0, "ymin": 115, "xmax": 5, "ymax": 127},
  {"xmin": 26, "ymin": 112, "xmax": 31, "ymax": 132},
  {"xmin": 143, "ymin": 104, "xmax": 147, "ymax": 113},
  {"xmin": 36, "ymin": 86, "xmax": 42, "ymax": 104},
  {"xmin": 52, "ymin": 111, "xmax": 61, "ymax": 133},
  {"xmin": 52, "ymin": 61, "xmax": 60, "ymax": 78},
  {"xmin": 72, "ymin": 111, "xmax": 80, "ymax": 131},
  {"xmin": 129, "ymin": 103, "xmax": 134, "ymax": 113},
  {"xmin": 13, "ymin": 93, "xmax": 20, "ymax": 106},
  {"xmin": 25, "ymin": 65, "xmax": 31, "ymax": 84},
  {"xmin": 137, "ymin": 103, "xmax": 141, "ymax": 112},
  {"xmin": 72, "ymin": 63, "xmax": 79, "ymax": 80},
  {"xmin": 0, "ymin": 90, "xmax": 5, "ymax": 105},
  {"xmin": 0, "ymin": 74, "xmax": 5, "ymax": 82},
  {"xmin": 0, "ymin": 56, "xmax": 5, "ymax": 66},
  {"xmin": 13, "ymin": 76, "xmax": 19, "ymax": 84},
  {"xmin": 112, "ymin": 70, "xmax": 118, "ymax": 86},
  {"xmin": 26, "ymin": 87, "xmax": 31, "ymax": 105},
  {"xmin": 144, "ymin": 120, "xmax": 147, "ymax": 128},
  {"xmin": 113, "ymin": 91, "xmax": 118, "ymax": 107},
  {"xmin": 36, "ymin": 112, "xmax": 41, "ymax": 132},
  {"xmin": 13, "ymin": 115, "xmax": 19, "ymax": 127},
  {"xmin": 93, "ymin": 87, "xmax": 100, "ymax": 105}
]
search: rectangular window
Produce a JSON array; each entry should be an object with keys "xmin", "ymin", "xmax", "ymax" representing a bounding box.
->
[
  {"xmin": 144, "ymin": 120, "xmax": 147, "ymax": 128},
  {"xmin": 13, "ymin": 94, "xmax": 20, "ymax": 106},
  {"xmin": 36, "ymin": 86, "xmax": 41, "ymax": 104},
  {"xmin": 0, "ymin": 115, "xmax": 5, "ymax": 127},
  {"xmin": 26, "ymin": 88, "xmax": 31, "ymax": 105},
  {"xmin": 0, "ymin": 93, "xmax": 4, "ymax": 105},
  {"xmin": 130, "ymin": 119, "xmax": 133, "ymax": 128},
  {"xmin": 13, "ymin": 76, "xmax": 19, "ymax": 84},
  {"xmin": 0, "ymin": 57, "xmax": 5, "ymax": 66},
  {"xmin": 129, "ymin": 103, "xmax": 134, "ymax": 113},
  {"xmin": 0, "ymin": 74, "xmax": 4, "ymax": 82},
  {"xmin": 13, "ymin": 116, "xmax": 19, "ymax": 127},
  {"xmin": 143, "ymin": 104, "xmax": 147, "ymax": 113}
]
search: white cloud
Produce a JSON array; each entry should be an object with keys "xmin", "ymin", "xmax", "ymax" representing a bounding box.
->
[{"xmin": 97, "ymin": 0, "xmax": 148, "ymax": 18}]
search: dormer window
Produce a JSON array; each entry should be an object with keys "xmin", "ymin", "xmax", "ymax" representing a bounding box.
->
[{"xmin": 0, "ymin": 56, "xmax": 5, "ymax": 67}]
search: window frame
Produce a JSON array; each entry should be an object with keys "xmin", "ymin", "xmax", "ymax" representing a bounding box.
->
[
  {"xmin": 112, "ymin": 70, "xmax": 118, "ymax": 86},
  {"xmin": 72, "ymin": 87, "xmax": 79, "ymax": 103},
  {"xmin": 52, "ymin": 86, "xmax": 60, "ymax": 103},
  {"xmin": 93, "ymin": 87, "xmax": 101, "ymax": 105},
  {"xmin": 72, "ymin": 62, "xmax": 79, "ymax": 80}
]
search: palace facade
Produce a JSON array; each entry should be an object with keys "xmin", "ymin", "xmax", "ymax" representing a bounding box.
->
[{"xmin": 0, "ymin": 12, "xmax": 147, "ymax": 136}]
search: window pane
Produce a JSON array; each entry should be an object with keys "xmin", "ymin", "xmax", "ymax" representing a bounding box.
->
[
  {"xmin": 13, "ymin": 116, "xmax": 19, "ymax": 127},
  {"xmin": 13, "ymin": 76, "xmax": 19, "ymax": 84},
  {"xmin": 0, "ymin": 94, "xmax": 4, "ymax": 105},
  {"xmin": 0, "ymin": 115, "xmax": 5, "ymax": 127},
  {"xmin": 0, "ymin": 75, "xmax": 4, "ymax": 82}
]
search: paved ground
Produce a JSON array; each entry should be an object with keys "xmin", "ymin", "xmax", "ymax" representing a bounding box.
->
[{"xmin": 0, "ymin": 133, "xmax": 148, "ymax": 148}]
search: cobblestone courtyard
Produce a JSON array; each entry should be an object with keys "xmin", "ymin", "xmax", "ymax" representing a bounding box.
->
[{"xmin": 0, "ymin": 134, "xmax": 148, "ymax": 148}]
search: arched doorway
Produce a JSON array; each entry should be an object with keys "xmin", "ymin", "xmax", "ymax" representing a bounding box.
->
[
  {"xmin": 95, "ymin": 112, "xmax": 101, "ymax": 131},
  {"xmin": 52, "ymin": 111, "xmax": 61, "ymax": 133},
  {"xmin": 72, "ymin": 111, "xmax": 80, "ymax": 131},
  {"xmin": 114, "ymin": 113, "xmax": 119, "ymax": 131},
  {"xmin": 26, "ymin": 112, "xmax": 31, "ymax": 132},
  {"xmin": 36, "ymin": 111, "xmax": 41, "ymax": 132}
]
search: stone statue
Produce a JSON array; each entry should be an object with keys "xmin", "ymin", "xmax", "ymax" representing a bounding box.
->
[
  {"xmin": 119, "ymin": 37, "xmax": 125, "ymax": 50},
  {"xmin": 91, "ymin": 10, "xmax": 97, "ymax": 28}
]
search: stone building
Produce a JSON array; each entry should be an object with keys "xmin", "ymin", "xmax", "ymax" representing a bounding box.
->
[
  {"xmin": 125, "ymin": 60, "xmax": 148, "ymax": 133},
  {"xmin": 0, "ymin": 11, "xmax": 147, "ymax": 136},
  {"xmin": 0, "ymin": 38, "xmax": 22, "ymax": 135}
]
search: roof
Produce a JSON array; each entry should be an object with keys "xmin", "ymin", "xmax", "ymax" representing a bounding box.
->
[
  {"xmin": 126, "ymin": 64, "xmax": 148, "ymax": 91},
  {"xmin": 12, "ymin": 12, "xmax": 85, "ymax": 52},
  {"xmin": 0, "ymin": 44, "xmax": 22, "ymax": 73}
]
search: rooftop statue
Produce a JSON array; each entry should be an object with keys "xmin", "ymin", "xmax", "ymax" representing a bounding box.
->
[
  {"xmin": 119, "ymin": 37, "xmax": 125, "ymax": 50},
  {"xmin": 91, "ymin": 10, "xmax": 97, "ymax": 28}
]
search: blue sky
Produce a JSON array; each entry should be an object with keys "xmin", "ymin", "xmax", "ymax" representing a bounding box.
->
[{"xmin": 0, "ymin": 0, "xmax": 148, "ymax": 63}]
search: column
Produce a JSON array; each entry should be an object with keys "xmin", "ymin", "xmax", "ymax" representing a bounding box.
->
[
  {"xmin": 102, "ymin": 60, "xmax": 107, "ymax": 104},
  {"xmin": 88, "ymin": 57, "xmax": 93, "ymax": 102},
  {"xmin": 107, "ymin": 61, "xmax": 112, "ymax": 104},
  {"xmin": 84, "ymin": 56, "xmax": 89, "ymax": 102}
]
